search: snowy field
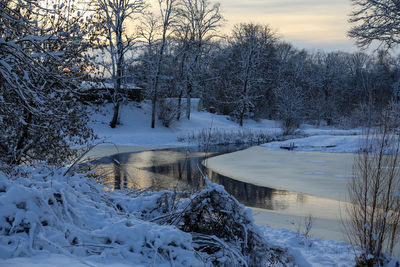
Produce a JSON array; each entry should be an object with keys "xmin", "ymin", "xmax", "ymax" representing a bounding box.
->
[
  {"xmin": 90, "ymin": 101, "xmax": 282, "ymax": 147},
  {"xmin": 263, "ymin": 134, "xmax": 363, "ymax": 153},
  {"xmin": 2, "ymin": 102, "xmax": 396, "ymax": 266}
]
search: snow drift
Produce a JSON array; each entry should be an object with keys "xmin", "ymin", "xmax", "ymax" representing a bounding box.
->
[{"xmin": 0, "ymin": 165, "xmax": 291, "ymax": 266}]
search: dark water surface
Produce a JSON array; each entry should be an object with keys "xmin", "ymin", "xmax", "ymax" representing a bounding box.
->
[{"xmin": 94, "ymin": 145, "xmax": 329, "ymax": 213}]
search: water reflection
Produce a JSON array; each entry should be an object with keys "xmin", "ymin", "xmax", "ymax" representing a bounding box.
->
[
  {"xmin": 94, "ymin": 145, "xmax": 341, "ymax": 218},
  {"xmin": 95, "ymin": 145, "xmax": 245, "ymax": 191}
]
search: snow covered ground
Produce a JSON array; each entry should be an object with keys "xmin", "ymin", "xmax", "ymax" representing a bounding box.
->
[
  {"xmin": 0, "ymin": 166, "xmax": 359, "ymax": 267},
  {"xmin": 1, "ymin": 102, "xmax": 388, "ymax": 266},
  {"xmin": 0, "ymin": 165, "xmax": 360, "ymax": 267},
  {"xmin": 263, "ymin": 134, "xmax": 363, "ymax": 153},
  {"xmin": 90, "ymin": 101, "xmax": 282, "ymax": 147}
]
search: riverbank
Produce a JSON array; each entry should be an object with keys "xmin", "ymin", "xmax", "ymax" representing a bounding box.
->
[
  {"xmin": 89, "ymin": 103, "xmax": 364, "ymax": 264},
  {"xmin": 0, "ymin": 103, "xmax": 370, "ymax": 266},
  {"xmin": 90, "ymin": 101, "xmax": 283, "ymax": 147}
]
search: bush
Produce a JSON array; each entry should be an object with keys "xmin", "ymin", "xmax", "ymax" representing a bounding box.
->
[
  {"xmin": 281, "ymin": 118, "xmax": 300, "ymax": 135},
  {"xmin": 154, "ymin": 182, "xmax": 293, "ymax": 266},
  {"xmin": 178, "ymin": 127, "xmax": 282, "ymax": 146},
  {"xmin": 0, "ymin": 164, "xmax": 294, "ymax": 266},
  {"xmin": 345, "ymin": 115, "xmax": 400, "ymax": 266},
  {"xmin": 0, "ymin": 0, "xmax": 95, "ymax": 168},
  {"xmin": 157, "ymin": 99, "xmax": 178, "ymax": 127}
]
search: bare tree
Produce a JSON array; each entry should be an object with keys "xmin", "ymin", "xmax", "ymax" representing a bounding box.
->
[
  {"xmin": 148, "ymin": 0, "xmax": 180, "ymax": 128},
  {"xmin": 345, "ymin": 114, "xmax": 400, "ymax": 266},
  {"xmin": 273, "ymin": 82, "xmax": 305, "ymax": 135},
  {"xmin": 95, "ymin": 0, "xmax": 146, "ymax": 128},
  {"xmin": 230, "ymin": 23, "xmax": 276, "ymax": 126},
  {"xmin": 177, "ymin": 0, "xmax": 222, "ymax": 120},
  {"xmin": 349, "ymin": 0, "xmax": 400, "ymax": 49}
]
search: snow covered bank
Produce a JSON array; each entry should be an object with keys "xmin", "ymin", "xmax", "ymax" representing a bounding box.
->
[
  {"xmin": 0, "ymin": 166, "xmax": 301, "ymax": 266},
  {"xmin": 262, "ymin": 135, "xmax": 364, "ymax": 153},
  {"xmin": 90, "ymin": 101, "xmax": 282, "ymax": 147},
  {"xmin": 0, "ymin": 167, "xmax": 200, "ymax": 266}
]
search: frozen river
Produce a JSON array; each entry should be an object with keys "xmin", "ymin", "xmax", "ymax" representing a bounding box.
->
[
  {"xmin": 205, "ymin": 146, "xmax": 355, "ymax": 201},
  {"xmin": 89, "ymin": 145, "xmax": 355, "ymax": 242},
  {"xmin": 205, "ymin": 146, "xmax": 356, "ymax": 242}
]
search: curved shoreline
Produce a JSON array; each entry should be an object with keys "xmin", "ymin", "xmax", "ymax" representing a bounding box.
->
[{"xmin": 204, "ymin": 146, "xmax": 355, "ymax": 201}]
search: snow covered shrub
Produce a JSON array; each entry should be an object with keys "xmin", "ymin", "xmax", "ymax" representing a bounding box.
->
[
  {"xmin": 341, "ymin": 101, "xmax": 380, "ymax": 128},
  {"xmin": 345, "ymin": 118, "xmax": 400, "ymax": 266},
  {"xmin": 179, "ymin": 128, "xmax": 282, "ymax": 146},
  {"xmin": 0, "ymin": 166, "xmax": 202, "ymax": 266},
  {"xmin": 158, "ymin": 99, "xmax": 178, "ymax": 127},
  {"xmin": 159, "ymin": 182, "xmax": 293, "ymax": 266},
  {"xmin": 0, "ymin": 0, "xmax": 97, "ymax": 168}
]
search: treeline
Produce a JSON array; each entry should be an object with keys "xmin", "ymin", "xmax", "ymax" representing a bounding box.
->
[{"xmin": 129, "ymin": 21, "xmax": 400, "ymax": 132}]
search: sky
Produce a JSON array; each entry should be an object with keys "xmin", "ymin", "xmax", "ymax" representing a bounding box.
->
[{"xmin": 216, "ymin": 0, "xmax": 357, "ymax": 52}]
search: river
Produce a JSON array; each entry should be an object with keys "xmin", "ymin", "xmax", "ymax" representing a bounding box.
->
[{"xmin": 88, "ymin": 145, "xmax": 354, "ymax": 243}]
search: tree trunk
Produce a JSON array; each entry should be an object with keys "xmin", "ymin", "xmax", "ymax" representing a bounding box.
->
[
  {"xmin": 110, "ymin": 101, "xmax": 120, "ymax": 128},
  {"xmin": 177, "ymin": 89, "xmax": 183, "ymax": 121},
  {"xmin": 239, "ymin": 107, "xmax": 244, "ymax": 127},
  {"xmin": 110, "ymin": 23, "xmax": 124, "ymax": 129},
  {"xmin": 177, "ymin": 51, "xmax": 186, "ymax": 121},
  {"xmin": 186, "ymin": 82, "xmax": 192, "ymax": 120},
  {"xmin": 151, "ymin": 93, "xmax": 157, "ymax": 128}
]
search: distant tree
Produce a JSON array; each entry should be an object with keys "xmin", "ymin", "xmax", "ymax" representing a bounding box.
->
[
  {"xmin": 371, "ymin": 50, "xmax": 396, "ymax": 109},
  {"xmin": 135, "ymin": 14, "xmax": 161, "ymax": 97},
  {"xmin": 0, "ymin": 0, "xmax": 95, "ymax": 168},
  {"xmin": 203, "ymin": 42, "xmax": 236, "ymax": 115},
  {"xmin": 320, "ymin": 52, "xmax": 350, "ymax": 125},
  {"xmin": 273, "ymin": 82, "xmax": 305, "ymax": 135},
  {"xmin": 176, "ymin": 0, "xmax": 222, "ymax": 120},
  {"xmin": 142, "ymin": 0, "xmax": 180, "ymax": 128},
  {"xmin": 347, "ymin": 52, "xmax": 373, "ymax": 102},
  {"xmin": 229, "ymin": 23, "xmax": 277, "ymax": 126},
  {"xmin": 273, "ymin": 44, "xmax": 309, "ymax": 132},
  {"xmin": 95, "ymin": 0, "xmax": 146, "ymax": 128},
  {"xmin": 349, "ymin": 0, "xmax": 400, "ymax": 49}
]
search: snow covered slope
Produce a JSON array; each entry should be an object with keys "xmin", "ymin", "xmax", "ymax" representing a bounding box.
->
[{"xmin": 90, "ymin": 101, "xmax": 282, "ymax": 146}]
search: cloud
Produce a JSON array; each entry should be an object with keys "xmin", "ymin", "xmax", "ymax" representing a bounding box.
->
[{"xmin": 216, "ymin": 0, "xmax": 355, "ymax": 51}]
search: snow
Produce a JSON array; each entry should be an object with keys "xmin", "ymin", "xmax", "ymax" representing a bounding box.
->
[
  {"xmin": 90, "ymin": 101, "xmax": 282, "ymax": 147},
  {"xmin": 81, "ymin": 81, "xmax": 140, "ymax": 90},
  {"xmin": 1, "ymin": 102, "xmax": 391, "ymax": 266},
  {"xmin": 0, "ymin": 254, "xmax": 135, "ymax": 267},
  {"xmin": 300, "ymin": 123, "xmax": 361, "ymax": 136},
  {"xmin": 262, "ymin": 134, "xmax": 364, "ymax": 153},
  {"xmin": 0, "ymin": 166, "xmax": 358, "ymax": 267},
  {"xmin": 261, "ymin": 226, "xmax": 357, "ymax": 267},
  {"xmin": 0, "ymin": 167, "xmax": 201, "ymax": 266}
]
